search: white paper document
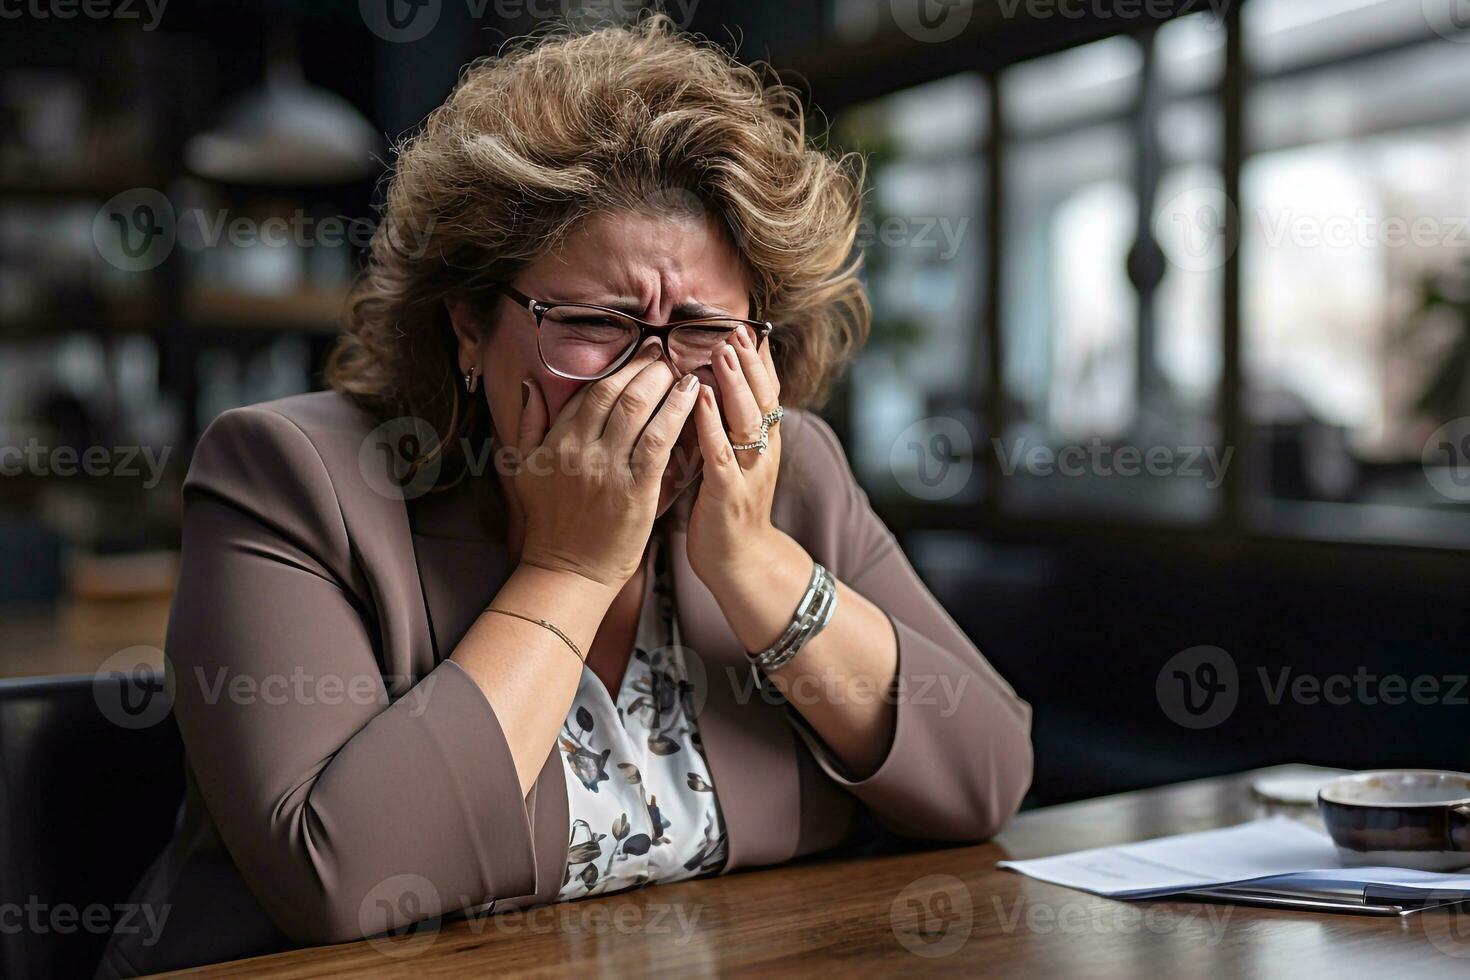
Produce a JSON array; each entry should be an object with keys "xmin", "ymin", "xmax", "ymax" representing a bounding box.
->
[{"xmin": 998, "ymin": 818, "xmax": 1470, "ymax": 901}]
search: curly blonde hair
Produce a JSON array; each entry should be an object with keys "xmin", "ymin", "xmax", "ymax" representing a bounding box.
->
[{"xmin": 327, "ymin": 14, "xmax": 869, "ymax": 487}]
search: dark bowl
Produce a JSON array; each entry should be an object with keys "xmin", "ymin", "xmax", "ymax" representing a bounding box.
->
[{"xmin": 1318, "ymin": 770, "xmax": 1470, "ymax": 871}]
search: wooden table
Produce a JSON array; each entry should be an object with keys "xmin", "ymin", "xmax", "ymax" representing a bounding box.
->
[{"xmin": 160, "ymin": 767, "xmax": 1470, "ymax": 978}]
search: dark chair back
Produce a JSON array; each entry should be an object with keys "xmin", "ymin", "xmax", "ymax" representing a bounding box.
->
[{"xmin": 0, "ymin": 670, "xmax": 184, "ymax": 980}]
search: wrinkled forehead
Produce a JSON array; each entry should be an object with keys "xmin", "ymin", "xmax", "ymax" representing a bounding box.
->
[{"xmin": 527, "ymin": 208, "xmax": 752, "ymax": 318}]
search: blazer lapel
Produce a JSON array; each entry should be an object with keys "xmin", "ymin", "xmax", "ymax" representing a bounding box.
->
[
  {"xmin": 408, "ymin": 479, "xmax": 512, "ymax": 660},
  {"xmin": 407, "ymin": 477, "xmax": 570, "ymax": 907},
  {"xmin": 662, "ymin": 497, "xmax": 803, "ymax": 871},
  {"xmin": 411, "ymin": 530, "xmax": 511, "ymax": 664}
]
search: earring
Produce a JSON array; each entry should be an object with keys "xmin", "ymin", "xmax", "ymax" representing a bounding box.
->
[{"xmin": 464, "ymin": 367, "xmax": 478, "ymax": 394}]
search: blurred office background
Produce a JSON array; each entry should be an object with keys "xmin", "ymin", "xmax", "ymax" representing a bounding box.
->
[{"xmin": 4, "ymin": 0, "xmax": 1470, "ymax": 806}]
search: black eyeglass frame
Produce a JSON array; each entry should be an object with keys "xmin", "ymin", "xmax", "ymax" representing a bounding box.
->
[{"xmin": 497, "ymin": 284, "xmax": 774, "ymax": 381}]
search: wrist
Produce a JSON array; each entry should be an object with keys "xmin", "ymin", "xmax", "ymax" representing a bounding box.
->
[
  {"xmin": 506, "ymin": 561, "xmax": 620, "ymax": 614},
  {"xmin": 696, "ymin": 526, "xmax": 791, "ymax": 597},
  {"xmin": 478, "ymin": 561, "xmax": 619, "ymax": 671},
  {"xmin": 517, "ymin": 535, "xmax": 634, "ymax": 594},
  {"xmin": 702, "ymin": 530, "xmax": 818, "ymax": 653}
]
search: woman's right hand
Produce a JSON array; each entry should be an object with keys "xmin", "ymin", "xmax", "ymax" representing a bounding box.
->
[{"xmin": 512, "ymin": 341, "xmax": 700, "ymax": 590}]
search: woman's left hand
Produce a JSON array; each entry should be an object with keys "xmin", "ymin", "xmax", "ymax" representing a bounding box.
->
[{"xmin": 686, "ymin": 326, "xmax": 784, "ymax": 596}]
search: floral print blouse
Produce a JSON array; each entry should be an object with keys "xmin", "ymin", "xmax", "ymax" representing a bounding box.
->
[{"xmin": 556, "ymin": 532, "xmax": 729, "ymax": 899}]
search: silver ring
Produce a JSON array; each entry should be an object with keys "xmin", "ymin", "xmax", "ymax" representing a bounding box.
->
[{"xmin": 732, "ymin": 405, "xmax": 783, "ymax": 455}]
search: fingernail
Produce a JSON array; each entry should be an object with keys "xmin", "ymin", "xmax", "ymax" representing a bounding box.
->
[
  {"xmin": 721, "ymin": 345, "xmax": 737, "ymax": 367},
  {"xmin": 678, "ymin": 372, "xmax": 698, "ymax": 391},
  {"xmin": 641, "ymin": 341, "xmax": 663, "ymax": 360},
  {"xmin": 735, "ymin": 328, "xmax": 753, "ymax": 349},
  {"xmin": 520, "ymin": 380, "xmax": 530, "ymax": 407}
]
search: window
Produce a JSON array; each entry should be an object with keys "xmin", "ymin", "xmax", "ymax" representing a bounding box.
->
[
  {"xmin": 1243, "ymin": 0, "xmax": 1470, "ymax": 545},
  {"xmin": 836, "ymin": 74, "xmax": 989, "ymax": 505},
  {"xmin": 998, "ymin": 19, "xmax": 1226, "ymax": 523},
  {"xmin": 829, "ymin": 0, "xmax": 1470, "ymax": 547}
]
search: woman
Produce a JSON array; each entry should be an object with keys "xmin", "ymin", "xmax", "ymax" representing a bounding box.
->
[{"xmin": 101, "ymin": 17, "xmax": 1031, "ymax": 976}]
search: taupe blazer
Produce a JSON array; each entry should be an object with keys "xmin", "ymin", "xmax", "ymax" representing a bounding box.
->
[{"xmin": 100, "ymin": 391, "xmax": 1032, "ymax": 977}]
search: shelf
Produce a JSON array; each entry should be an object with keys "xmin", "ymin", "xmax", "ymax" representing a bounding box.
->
[
  {"xmin": 0, "ymin": 299, "xmax": 164, "ymax": 339},
  {"xmin": 182, "ymin": 288, "xmax": 348, "ymax": 334},
  {"xmin": 1, "ymin": 291, "xmax": 349, "ymax": 336},
  {"xmin": 68, "ymin": 550, "xmax": 178, "ymax": 602},
  {"xmin": 1250, "ymin": 497, "xmax": 1470, "ymax": 551},
  {"xmin": 0, "ymin": 170, "xmax": 164, "ymax": 201}
]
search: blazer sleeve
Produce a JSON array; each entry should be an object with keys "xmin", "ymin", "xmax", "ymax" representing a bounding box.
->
[
  {"xmin": 780, "ymin": 411, "xmax": 1033, "ymax": 842},
  {"xmin": 166, "ymin": 406, "xmax": 537, "ymax": 945}
]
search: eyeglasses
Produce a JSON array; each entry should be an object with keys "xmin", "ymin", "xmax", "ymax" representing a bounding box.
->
[{"xmin": 498, "ymin": 284, "xmax": 774, "ymax": 381}]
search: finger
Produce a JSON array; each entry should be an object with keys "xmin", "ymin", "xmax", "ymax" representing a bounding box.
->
[
  {"xmin": 757, "ymin": 329, "xmax": 781, "ymax": 401},
  {"xmin": 559, "ymin": 340, "xmax": 665, "ymax": 439},
  {"xmin": 692, "ymin": 382, "xmax": 740, "ymax": 493},
  {"xmin": 756, "ymin": 335, "xmax": 783, "ymax": 446},
  {"xmin": 511, "ymin": 378, "xmax": 553, "ymax": 481},
  {"xmin": 731, "ymin": 325, "xmax": 778, "ymax": 415},
  {"xmin": 630, "ymin": 372, "xmax": 700, "ymax": 483},
  {"xmin": 713, "ymin": 342, "xmax": 764, "ymax": 466},
  {"xmin": 515, "ymin": 379, "xmax": 549, "ymax": 456},
  {"xmin": 601, "ymin": 356, "xmax": 677, "ymax": 449}
]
